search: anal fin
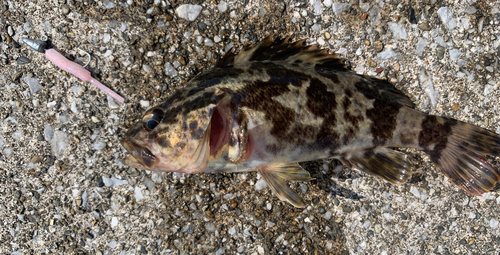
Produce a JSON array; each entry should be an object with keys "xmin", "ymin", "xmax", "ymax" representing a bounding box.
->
[
  {"xmin": 258, "ymin": 163, "xmax": 314, "ymax": 208},
  {"xmin": 346, "ymin": 148, "xmax": 413, "ymax": 184}
]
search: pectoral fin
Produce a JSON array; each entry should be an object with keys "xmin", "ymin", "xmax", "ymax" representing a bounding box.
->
[
  {"xmin": 258, "ymin": 163, "xmax": 314, "ymax": 208},
  {"xmin": 346, "ymin": 148, "xmax": 413, "ymax": 184},
  {"xmin": 182, "ymin": 124, "xmax": 211, "ymax": 174}
]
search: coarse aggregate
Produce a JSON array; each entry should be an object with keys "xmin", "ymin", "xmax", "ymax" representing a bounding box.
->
[{"xmin": 1, "ymin": 0, "xmax": 500, "ymax": 254}]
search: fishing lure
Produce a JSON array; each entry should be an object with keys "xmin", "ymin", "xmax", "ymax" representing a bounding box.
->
[{"xmin": 23, "ymin": 38, "xmax": 125, "ymax": 103}]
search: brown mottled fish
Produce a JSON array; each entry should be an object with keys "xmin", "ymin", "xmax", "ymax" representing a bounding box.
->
[{"xmin": 121, "ymin": 36, "xmax": 500, "ymax": 208}]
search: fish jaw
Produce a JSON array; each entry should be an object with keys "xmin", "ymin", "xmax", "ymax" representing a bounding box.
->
[{"xmin": 121, "ymin": 135, "xmax": 159, "ymax": 171}]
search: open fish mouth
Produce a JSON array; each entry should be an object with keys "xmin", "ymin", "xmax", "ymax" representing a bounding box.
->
[{"xmin": 121, "ymin": 139, "xmax": 158, "ymax": 170}]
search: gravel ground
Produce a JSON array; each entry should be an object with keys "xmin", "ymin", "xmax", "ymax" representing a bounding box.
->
[{"xmin": 1, "ymin": 0, "xmax": 500, "ymax": 254}]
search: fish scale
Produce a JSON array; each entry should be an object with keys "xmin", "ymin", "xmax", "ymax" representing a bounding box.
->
[{"xmin": 122, "ymin": 35, "xmax": 500, "ymax": 208}]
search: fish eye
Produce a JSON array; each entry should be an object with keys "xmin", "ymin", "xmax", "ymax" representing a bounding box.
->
[{"xmin": 142, "ymin": 108, "xmax": 164, "ymax": 131}]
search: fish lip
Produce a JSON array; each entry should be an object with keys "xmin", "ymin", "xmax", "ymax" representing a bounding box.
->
[{"xmin": 121, "ymin": 138, "xmax": 158, "ymax": 170}]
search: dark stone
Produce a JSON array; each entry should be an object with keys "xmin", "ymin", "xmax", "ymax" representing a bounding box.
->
[
  {"xmin": 318, "ymin": 206, "xmax": 326, "ymax": 214},
  {"xmin": 409, "ymin": 7, "xmax": 417, "ymax": 24},
  {"xmin": 197, "ymin": 21, "xmax": 207, "ymax": 31}
]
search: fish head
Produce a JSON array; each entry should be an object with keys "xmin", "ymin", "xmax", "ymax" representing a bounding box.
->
[{"xmin": 121, "ymin": 97, "xmax": 221, "ymax": 173}]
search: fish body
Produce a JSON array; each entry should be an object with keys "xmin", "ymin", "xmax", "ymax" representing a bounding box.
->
[{"xmin": 122, "ymin": 36, "xmax": 500, "ymax": 207}]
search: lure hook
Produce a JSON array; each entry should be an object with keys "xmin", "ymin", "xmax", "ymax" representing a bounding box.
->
[{"xmin": 77, "ymin": 48, "xmax": 91, "ymax": 68}]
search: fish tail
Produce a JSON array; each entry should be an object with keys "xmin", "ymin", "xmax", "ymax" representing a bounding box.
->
[{"xmin": 419, "ymin": 115, "xmax": 500, "ymax": 195}]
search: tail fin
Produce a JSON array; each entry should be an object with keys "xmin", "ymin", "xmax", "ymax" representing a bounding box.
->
[{"xmin": 422, "ymin": 117, "xmax": 500, "ymax": 195}]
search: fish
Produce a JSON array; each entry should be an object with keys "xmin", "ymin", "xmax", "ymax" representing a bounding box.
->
[{"xmin": 121, "ymin": 35, "xmax": 500, "ymax": 208}]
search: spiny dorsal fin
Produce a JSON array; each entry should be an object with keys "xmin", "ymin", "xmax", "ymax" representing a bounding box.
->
[
  {"xmin": 353, "ymin": 76, "xmax": 416, "ymax": 108},
  {"xmin": 217, "ymin": 35, "xmax": 348, "ymax": 71}
]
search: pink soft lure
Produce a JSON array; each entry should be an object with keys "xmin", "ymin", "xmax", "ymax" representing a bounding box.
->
[
  {"xmin": 45, "ymin": 49, "xmax": 125, "ymax": 103},
  {"xmin": 22, "ymin": 38, "xmax": 125, "ymax": 103}
]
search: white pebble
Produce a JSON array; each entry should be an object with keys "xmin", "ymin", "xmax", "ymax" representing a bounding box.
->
[
  {"xmin": 164, "ymin": 62, "xmax": 178, "ymax": 77},
  {"xmin": 410, "ymin": 186, "xmax": 420, "ymax": 198},
  {"xmin": 51, "ymin": 131, "xmax": 70, "ymax": 157},
  {"xmin": 258, "ymin": 7, "xmax": 266, "ymax": 18},
  {"xmin": 175, "ymin": 4, "xmax": 203, "ymax": 21},
  {"xmin": 317, "ymin": 37, "xmax": 325, "ymax": 46},
  {"xmin": 313, "ymin": 0, "xmax": 322, "ymax": 16},
  {"xmin": 388, "ymin": 22, "xmax": 408, "ymax": 40},
  {"xmin": 103, "ymin": 0, "xmax": 116, "ymax": 9},
  {"xmin": 437, "ymin": 7, "xmax": 456, "ymax": 31},
  {"xmin": 255, "ymin": 179, "xmax": 267, "ymax": 190},
  {"xmin": 204, "ymin": 38, "xmax": 214, "ymax": 47},
  {"xmin": 92, "ymin": 140, "xmax": 106, "ymax": 150},
  {"xmin": 449, "ymin": 49, "xmax": 462, "ymax": 61},
  {"xmin": 103, "ymin": 33, "xmax": 111, "ymax": 43},
  {"xmin": 107, "ymin": 240, "xmax": 117, "ymax": 248},
  {"xmin": 332, "ymin": 3, "xmax": 348, "ymax": 15},
  {"xmin": 375, "ymin": 48, "xmax": 402, "ymax": 61},
  {"xmin": 107, "ymin": 95, "xmax": 120, "ymax": 109},
  {"xmin": 104, "ymin": 50, "xmax": 112, "ymax": 57},
  {"xmin": 24, "ymin": 77, "xmax": 42, "ymax": 94},
  {"xmin": 415, "ymin": 38, "xmax": 427, "ymax": 55},
  {"xmin": 140, "ymin": 100, "xmax": 150, "ymax": 108},
  {"xmin": 490, "ymin": 218, "xmax": 499, "ymax": 229},
  {"xmin": 311, "ymin": 23, "xmax": 321, "ymax": 32},
  {"xmin": 218, "ymin": 1, "xmax": 228, "ymax": 12},
  {"xmin": 102, "ymin": 177, "xmax": 128, "ymax": 187},
  {"xmin": 323, "ymin": 211, "xmax": 332, "ymax": 220},
  {"xmin": 111, "ymin": 217, "xmax": 118, "ymax": 228},
  {"xmin": 134, "ymin": 186, "xmax": 144, "ymax": 201}
]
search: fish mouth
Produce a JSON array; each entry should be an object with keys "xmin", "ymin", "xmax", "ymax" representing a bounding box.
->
[{"xmin": 121, "ymin": 139, "xmax": 158, "ymax": 170}]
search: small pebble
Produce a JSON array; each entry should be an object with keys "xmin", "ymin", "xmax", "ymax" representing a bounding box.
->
[
  {"xmin": 17, "ymin": 56, "xmax": 31, "ymax": 65},
  {"xmin": 373, "ymin": 41, "xmax": 383, "ymax": 52},
  {"xmin": 61, "ymin": 4, "xmax": 70, "ymax": 15},
  {"xmin": 318, "ymin": 207, "xmax": 326, "ymax": 214}
]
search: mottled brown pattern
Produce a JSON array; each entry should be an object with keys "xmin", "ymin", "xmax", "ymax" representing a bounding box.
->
[
  {"xmin": 399, "ymin": 132, "xmax": 415, "ymax": 145},
  {"xmin": 354, "ymin": 80, "xmax": 404, "ymax": 146},
  {"xmin": 304, "ymin": 78, "xmax": 340, "ymax": 150},
  {"xmin": 418, "ymin": 116, "xmax": 456, "ymax": 161},
  {"xmin": 314, "ymin": 66, "xmax": 340, "ymax": 83},
  {"xmin": 189, "ymin": 121, "xmax": 198, "ymax": 130},
  {"xmin": 343, "ymin": 97, "xmax": 364, "ymax": 127},
  {"xmin": 181, "ymin": 92, "xmax": 220, "ymax": 115},
  {"xmin": 237, "ymin": 79, "xmax": 296, "ymax": 138},
  {"xmin": 365, "ymin": 99, "xmax": 402, "ymax": 146},
  {"xmin": 188, "ymin": 67, "xmax": 245, "ymax": 96},
  {"xmin": 354, "ymin": 79, "xmax": 414, "ymax": 108},
  {"xmin": 305, "ymin": 79, "xmax": 337, "ymax": 118},
  {"xmin": 249, "ymin": 62, "xmax": 308, "ymax": 87},
  {"xmin": 342, "ymin": 128, "xmax": 356, "ymax": 145},
  {"xmin": 158, "ymin": 137, "xmax": 171, "ymax": 148},
  {"xmin": 161, "ymin": 105, "xmax": 182, "ymax": 124}
]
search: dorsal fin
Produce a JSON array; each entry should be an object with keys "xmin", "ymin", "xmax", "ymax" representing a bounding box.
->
[{"xmin": 217, "ymin": 35, "xmax": 348, "ymax": 71}]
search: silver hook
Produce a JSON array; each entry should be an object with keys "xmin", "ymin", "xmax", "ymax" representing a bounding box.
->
[{"xmin": 77, "ymin": 48, "xmax": 91, "ymax": 68}]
